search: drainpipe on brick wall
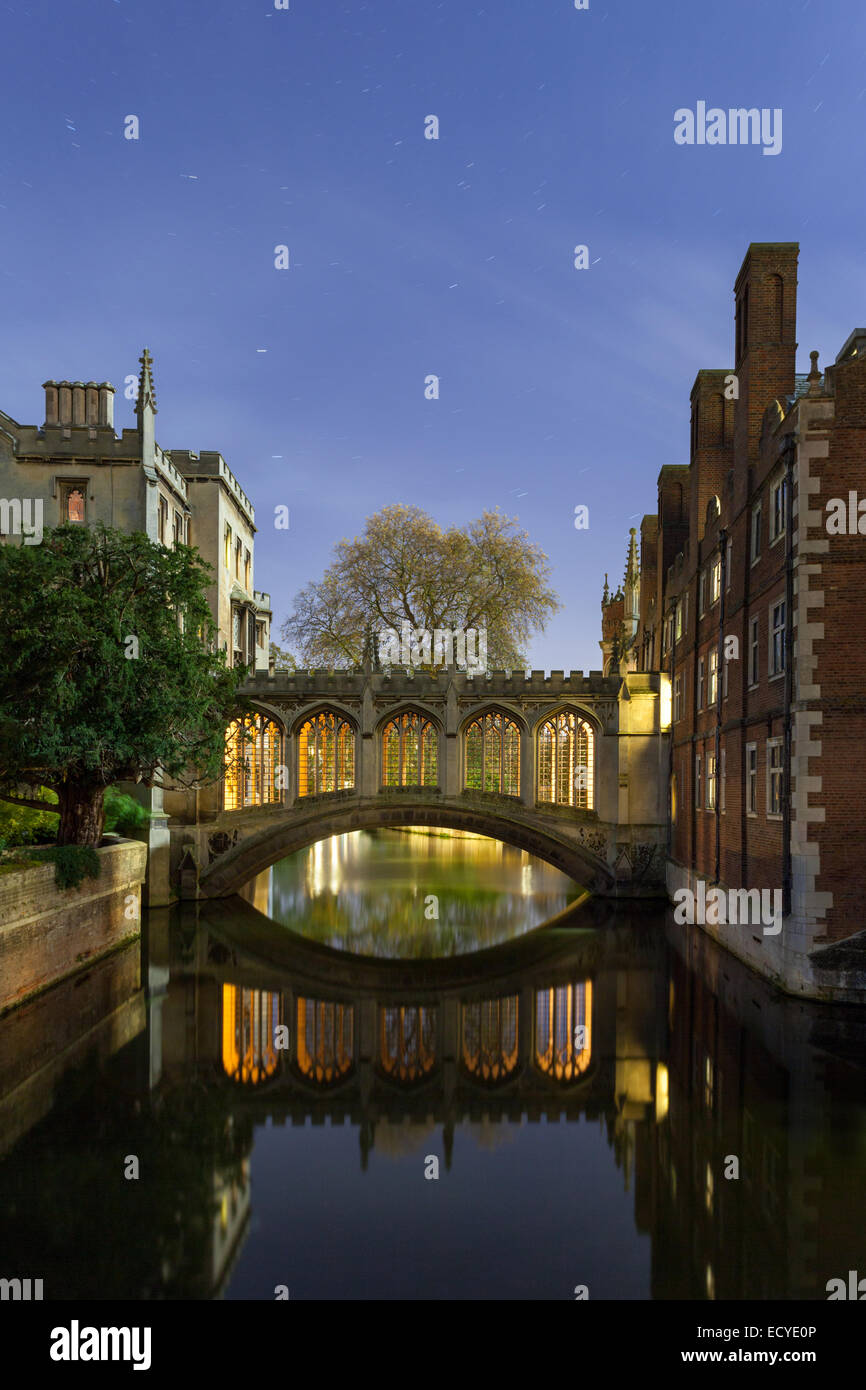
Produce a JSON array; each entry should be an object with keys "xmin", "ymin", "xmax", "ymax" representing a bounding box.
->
[
  {"xmin": 691, "ymin": 571, "xmax": 700, "ymax": 874},
  {"xmin": 781, "ymin": 433, "xmax": 797, "ymax": 919},
  {"xmin": 667, "ymin": 597, "xmax": 677, "ymax": 861},
  {"xmin": 715, "ymin": 527, "xmax": 728, "ymax": 887}
]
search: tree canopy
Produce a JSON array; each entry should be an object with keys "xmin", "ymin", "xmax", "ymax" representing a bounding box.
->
[
  {"xmin": 0, "ymin": 523, "xmax": 244, "ymax": 845},
  {"xmin": 281, "ymin": 504, "xmax": 560, "ymax": 669}
]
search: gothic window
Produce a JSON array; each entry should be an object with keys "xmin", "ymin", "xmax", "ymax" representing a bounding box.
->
[
  {"xmin": 379, "ymin": 1005, "xmax": 437, "ymax": 1083},
  {"xmin": 382, "ymin": 711, "xmax": 438, "ymax": 787},
  {"xmin": 534, "ymin": 982, "xmax": 592, "ymax": 1082},
  {"xmin": 224, "ymin": 523, "xmax": 232, "ymax": 569},
  {"xmin": 296, "ymin": 998, "xmax": 354, "ymax": 1085},
  {"xmin": 461, "ymin": 996, "xmax": 519, "ymax": 1084},
  {"xmin": 298, "ymin": 710, "xmax": 355, "ymax": 796},
  {"xmin": 464, "ymin": 711, "xmax": 520, "ymax": 795},
  {"xmin": 221, "ymin": 985, "xmax": 282, "ymax": 1085},
  {"xmin": 224, "ymin": 713, "xmax": 282, "ymax": 810},
  {"xmin": 536, "ymin": 710, "xmax": 593, "ymax": 809},
  {"xmin": 64, "ymin": 487, "xmax": 85, "ymax": 523}
]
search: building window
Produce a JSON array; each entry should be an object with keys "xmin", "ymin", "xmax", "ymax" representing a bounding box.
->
[
  {"xmin": 749, "ymin": 616, "xmax": 759, "ymax": 686},
  {"xmin": 698, "ymin": 570, "xmax": 706, "ymax": 616},
  {"xmin": 223, "ymin": 714, "xmax": 282, "ymax": 811},
  {"xmin": 725, "ymin": 537, "xmax": 732, "ymax": 589},
  {"xmin": 296, "ymin": 998, "xmax": 354, "ymax": 1085},
  {"xmin": 723, "ymin": 648, "xmax": 729, "ymax": 700},
  {"xmin": 674, "ymin": 674, "xmax": 683, "ymax": 722},
  {"xmin": 746, "ymin": 743, "xmax": 758, "ymax": 816},
  {"xmin": 235, "ymin": 537, "xmax": 242, "ymax": 579},
  {"xmin": 536, "ymin": 709, "xmax": 594, "ymax": 809},
  {"xmin": 770, "ymin": 599, "xmax": 786, "ymax": 676},
  {"xmin": 464, "ymin": 711, "xmax": 520, "ymax": 796},
  {"xmin": 695, "ymin": 754, "xmax": 701, "ymax": 809},
  {"xmin": 720, "ymin": 746, "xmax": 726, "ymax": 814},
  {"xmin": 244, "ymin": 548, "xmax": 251, "ymax": 591},
  {"xmin": 461, "ymin": 995, "xmax": 519, "ymax": 1084},
  {"xmin": 767, "ymin": 738, "xmax": 783, "ymax": 817},
  {"xmin": 750, "ymin": 502, "xmax": 762, "ymax": 563},
  {"xmin": 173, "ymin": 510, "xmax": 184, "ymax": 546},
  {"xmin": 534, "ymin": 982, "xmax": 592, "ymax": 1082},
  {"xmin": 379, "ymin": 1005, "xmax": 437, "ymax": 1083},
  {"xmin": 298, "ymin": 710, "xmax": 355, "ymax": 796},
  {"xmin": 382, "ymin": 712, "xmax": 438, "ymax": 787},
  {"xmin": 255, "ymin": 621, "xmax": 265, "ymax": 648},
  {"xmin": 675, "ymin": 599, "xmax": 683, "ymax": 642},
  {"xmin": 158, "ymin": 496, "xmax": 169, "ymax": 543},
  {"xmin": 232, "ymin": 607, "xmax": 243, "ymax": 667},
  {"xmin": 697, "ymin": 658, "xmax": 705, "ymax": 710},
  {"xmin": 62, "ymin": 485, "xmax": 86, "ymax": 524},
  {"xmin": 770, "ymin": 476, "xmax": 787, "ymax": 543},
  {"xmin": 708, "ymin": 649, "xmax": 718, "ymax": 706},
  {"xmin": 710, "ymin": 554, "xmax": 721, "ymax": 605},
  {"xmin": 706, "ymin": 751, "xmax": 716, "ymax": 810},
  {"xmin": 224, "ymin": 523, "xmax": 232, "ymax": 570}
]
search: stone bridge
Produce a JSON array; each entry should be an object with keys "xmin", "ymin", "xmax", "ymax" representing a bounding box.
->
[{"xmin": 169, "ymin": 668, "xmax": 670, "ymax": 900}]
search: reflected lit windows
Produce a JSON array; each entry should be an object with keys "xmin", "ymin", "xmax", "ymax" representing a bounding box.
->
[
  {"xmin": 536, "ymin": 711, "xmax": 594, "ymax": 809},
  {"xmin": 461, "ymin": 995, "xmax": 519, "ymax": 1083},
  {"xmin": 534, "ymin": 981, "xmax": 592, "ymax": 1081},
  {"xmin": 298, "ymin": 711, "xmax": 355, "ymax": 796},
  {"xmin": 296, "ymin": 997, "xmax": 354, "ymax": 1085},
  {"xmin": 222, "ymin": 985, "xmax": 281, "ymax": 1084},
  {"xmin": 382, "ymin": 712, "xmax": 438, "ymax": 787},
  {"xmin": 464, "ymin": 712, "xmax": 520, "ymax": 795},
  {"xmin": 379, "ymin": 1005, "xmax": 437, "ymax": 1082},
  {"xmin": 224, "ymin": 713, "xmax": 282, "ymax": 810}
]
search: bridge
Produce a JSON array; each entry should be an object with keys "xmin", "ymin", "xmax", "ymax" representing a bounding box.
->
[{"xmin": 167, "ymin": 667, "xmax": 670, "ymax": 900}]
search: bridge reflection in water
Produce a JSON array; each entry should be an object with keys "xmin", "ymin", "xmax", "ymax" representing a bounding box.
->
[{"xmin": 1, "ymin": 896, "xmax": 865, "ymax": 1300}]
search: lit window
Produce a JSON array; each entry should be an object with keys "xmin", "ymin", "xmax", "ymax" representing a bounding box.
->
[
  {"xmin": 534, "ymin": 981, "xmax": 592, "ymax": 1082},
  {"xmin": 464, "ymin": 711, "xmax": 520, "ymax": 795},
  {"xmin": 749, "ymin": 616, "xmax": 760, "ymax": 686},
  {"xmin": 298, "ymin": 711, "xmax": 355, "ymax": 796},
  {"xmin": 697, "ymin": 658, "xmax": 705, "ymax": 709},
  {"xmin": 224, "ymin": 523, "xmax": 232, "ymax": 569},
  {"xmin": 296, "ymin": 998, "xmax": 354, "ymax": 1085},
  {"xmin": 461, "ymin": 996, "xmax": 519, "ymax": 1084},
  {"xmin": 710, "ymin": 554, "xmax": 721, "ymax": 604},
  {"xmin": 382, "ymin": 712, "xmax": 438, "ymax": 787},
  {"xmin": 536, "ymin": 710, "xmax": 594, "ymax": 809},
  {"xmin": 224, "ymin": 714, "xmax": 282, "ymax": 810},
  {"xmin": 674, "ymin": 674, "xmax": 683, "ymax": 722},
  {"xmin": 708, "ymin": 649, "xmax": 718, "ymax": 705},
  {"xmin": 65, "ymin": 487, "xmax": 85, "ymax": 523},
  {"xmin": 695, "ymin": 754, "xmax": 701, "ymax": 809},
  {"xmin": 706, "ymin": 751, "xmax": 716, "ymax": 810}
]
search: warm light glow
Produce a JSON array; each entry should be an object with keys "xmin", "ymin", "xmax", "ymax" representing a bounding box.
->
[
  {"xmin": 464, "ymin": 711, "xmax": 520, "ymax": 795},
  {"xmin": 461, "ymin": 996, "xmax": 519, "ymax": 1083},
  {"xmin": 534, "ymin": 980, "xmax": 592, "ymax": 1080},
  {"xmin": 224, "ymin": 713, "xmax": 282, "ymax": 810},
  {"xmin": 659, "ymin": 673, "xmax": 672, "ymax": 731},
  {"xmin": 655, "ymin": 1062, "xmax": 669, "ymax": 1122},
  {"xmin": 536, "ymin": 711, "xmax": 594, "ymax": 809},
  {"xmin": 296, "ymin": 997, "xmax": 354, "ymax": 1084},
  {"xmin": 379, "ymin": 1005, "xmax": 437, "ymax": 1082},
  {"xmin": 382, "ymin": 712, "xmax": 438, "ymax": 787},
  {"xmin": 298, "ymin": 710, "xmax": 355, "ymax": 796},
  {"xmin": 221, "ymin": 984, "xmax": 281, "ymax": 1084}
]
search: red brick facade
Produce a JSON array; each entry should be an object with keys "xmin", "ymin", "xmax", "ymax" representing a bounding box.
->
[{"xmin": 604, "ymin": 242, "xmax": 866, "ymax": 996}]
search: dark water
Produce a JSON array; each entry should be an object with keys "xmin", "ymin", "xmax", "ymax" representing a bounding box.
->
[{"xmin": 0, "ymin": 829, "xmax": 864, "ymax": 1301}]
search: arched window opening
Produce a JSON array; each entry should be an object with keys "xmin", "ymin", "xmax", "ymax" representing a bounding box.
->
[
  {"xmin": 536, "ymin": 711, "xmax": 594, "ymax": 809},
  {"xmin": 224, "ymin": 713, "xmax": 282, "ymax": 810},
  {"xmin": 461, "ymin": 995, "xmax": 519, "ymax": 1084},
  {"xmin": 464, "ymin": 711, "xmax": 520, "ymax": 795},
  {"xmin": 382, "ymin": 712, "xmax": 438, "ymax": 787},
  {"xmin": 379, "ymin": 1005, "xmax": 437, "ymax": 1083},
  {"xmin": 298, "ymin": 710, "xmax": 355, "ymax": 797},
  {"xmin": 222, "ymin": 985, "xmax": 282, "ymax": 1085},
  {"xmin": 534, "ymin": 981, "xmax": 592, "ymax": 1082},
  {"xmin": 296, "ymin": 997, "xmax": 354, "ymax": 1085}
]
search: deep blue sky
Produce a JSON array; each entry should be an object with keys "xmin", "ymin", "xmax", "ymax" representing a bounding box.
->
[{"xmin": 2, "ymin": 0, "xmax": 864, "ymax": 668}]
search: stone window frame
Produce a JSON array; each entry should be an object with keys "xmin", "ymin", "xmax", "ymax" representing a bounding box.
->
[
  {"xmin": 750, "ymin": 501, "xmax": 762, "ymax": 565},
  {"xmin": 748, "ymin": 616, "xmax": 760, "ymax": 688},
  {"xmin": 705, "ymin": 749, "xmax": 716, "ymax": 811},
  {"xmin": 55, "ymin": 476, "xmax": 90, "ymax": 525},
  {"xmin": 695, "ymin": 752, "xmax": 701, "ymax": 810},
  {"xmin": 768, "ymin": 598, "xmax": 786, "ymax": 679},
  {"xmin": 769, "ymin": 474, "xmax": 787, "ymax": 546},
  {"xmin": 766, "ymin": 738, "xmax": 784, "ymax": 819}
]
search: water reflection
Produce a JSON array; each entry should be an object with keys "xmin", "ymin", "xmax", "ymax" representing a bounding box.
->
[
  {"xmin": 239, "ymin": 828, "xmax": 585, "ymax": 956},
  {"xmin": 0, "ymin": 835, "xmax": 864, "ymax": 1301}
]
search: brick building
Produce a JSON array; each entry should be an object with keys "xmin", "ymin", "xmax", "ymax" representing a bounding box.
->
[{"xmin": 603, "ymin": 242, "xmax": 866, "ymax": 999}]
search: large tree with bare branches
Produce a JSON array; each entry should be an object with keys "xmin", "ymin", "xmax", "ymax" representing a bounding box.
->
[
  {"xmin": 0, "ymin": 523, "xmax": 244, "ymax": 846},
  {"xmin": 282, "ymin": 504, "xmax": 560, "ymax": 669}
]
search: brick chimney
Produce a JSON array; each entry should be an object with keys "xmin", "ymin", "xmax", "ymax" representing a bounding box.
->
[{"xmin": 732, "ymin": 243, "xmax": 798, "ymax": 505}]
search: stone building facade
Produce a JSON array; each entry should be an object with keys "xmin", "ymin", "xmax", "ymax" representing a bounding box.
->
[
  {"xmin": 0, "ymin": 350, "xmax": 271, "ymax": 903},
  {"xmin": 603, "ymin": 242, "xmax": 866, "ymax": 999}
]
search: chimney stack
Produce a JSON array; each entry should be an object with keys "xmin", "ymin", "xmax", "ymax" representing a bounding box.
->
[{"xmin": 98, "ymin": 382, "xmax": 115, "ymax": 429}]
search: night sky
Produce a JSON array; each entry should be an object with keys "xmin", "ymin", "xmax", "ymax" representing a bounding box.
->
[{"xmin": 2, "ymin": 0, "xmax": 864, "ymax": 667}]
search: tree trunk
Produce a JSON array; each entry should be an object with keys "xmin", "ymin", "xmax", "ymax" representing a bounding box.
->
[{"xmin": 56, "ymin": 782, "xmax": 106, "ymax": 847}]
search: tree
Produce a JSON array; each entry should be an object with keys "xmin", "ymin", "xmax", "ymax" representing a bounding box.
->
[
  {"xmin": 268, "ymin": 641, "xmax": 297, "ymax": 672},
  {"xmin": 281, "ymin": 504, "xmax": 560, "ymax": 669},
  {"xmin": 0, "ymin": 524, "xmax": 245, "ymax": 847}
]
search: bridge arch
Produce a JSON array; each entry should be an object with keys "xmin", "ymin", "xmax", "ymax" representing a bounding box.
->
[{"xmin": 198, "ymin": 796, "xmax": 614, "ymax": 899}]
